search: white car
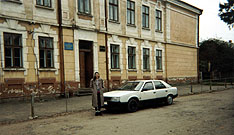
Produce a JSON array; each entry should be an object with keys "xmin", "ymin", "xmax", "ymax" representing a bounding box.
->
[{"xmin": 104, "ymin": 80, "xmax": 178, "ymax": 112}]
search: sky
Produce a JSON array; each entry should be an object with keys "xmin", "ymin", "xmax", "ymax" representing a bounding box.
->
[{"xmin": 181, "ymin": 0, "xmax": 234, "ymax": 42}]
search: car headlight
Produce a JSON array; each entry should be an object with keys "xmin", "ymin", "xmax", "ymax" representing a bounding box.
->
[{"xmin": 111, "ymin": 97, "xmax": 120, "ymax": 102}]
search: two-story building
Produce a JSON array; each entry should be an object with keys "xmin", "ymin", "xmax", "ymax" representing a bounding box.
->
[{"xmin": 0, "ymin": 0, "xmax": 202, "ymax": 98}]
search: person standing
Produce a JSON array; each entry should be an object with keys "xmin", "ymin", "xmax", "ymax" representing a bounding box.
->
[{"xmin": 90, "ymin": 72, "xmax": 104, "ymax": 116}]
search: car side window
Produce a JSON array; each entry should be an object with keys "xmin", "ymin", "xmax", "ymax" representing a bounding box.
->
[
  {"xmin": 142, "ymin": 82, "xmax": 154, "ymax": 91},
  {"xmin": 154, "ymin": 81, "xmax": 166, "ymax": 89}
]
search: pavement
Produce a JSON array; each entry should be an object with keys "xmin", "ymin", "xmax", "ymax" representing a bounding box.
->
[{"xmin": 0, "ymin": 84, "xmax": 233, "ymax": 125}]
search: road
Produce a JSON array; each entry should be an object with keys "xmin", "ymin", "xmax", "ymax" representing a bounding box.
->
[{"xmin": 0, "ymin": 89, "xmax": 234, "ymax": 135}]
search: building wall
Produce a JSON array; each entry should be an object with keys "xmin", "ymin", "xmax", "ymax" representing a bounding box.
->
[
  {"xmin": 0, "ymin": 0, "xmax": 202, "ymax": 98},
  {"xmin": 169, "ymin": 4, "xmax": 197, "ymax": 46},
  {"xmin": 166, "ymin": 44, "xmax": 198, "ymax": 83}
]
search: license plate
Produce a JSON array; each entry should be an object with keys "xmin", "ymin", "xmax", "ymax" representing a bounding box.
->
[{"xmin": 104, "ymin": 102, "xmax": 108, "ymax": 105}]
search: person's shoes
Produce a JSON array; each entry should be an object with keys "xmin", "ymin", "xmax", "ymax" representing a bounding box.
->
[
  {"xmin": 95, "ymin": 111, "xmax": 102, "ymax": 116},
  {"xmin": 95, "ymin": 111, "xmax": 99, "ymax": 116},
  {"xmin": 99, "ymin": 112, "xmax": 103, "ymax": 116}
]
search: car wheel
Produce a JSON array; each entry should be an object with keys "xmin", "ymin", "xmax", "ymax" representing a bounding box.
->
[
  {"xmin": 166, "ymin": 95, "xmax": 173, "ymax": 105},
  {"xmin": 127, "ymin": 99, "xmax": 138, "ymax": 112}
]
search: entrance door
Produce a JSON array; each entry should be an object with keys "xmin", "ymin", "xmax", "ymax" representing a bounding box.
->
[{"xmin": 79, "ymin": 40, "xmax": 93, "ymax": 88}]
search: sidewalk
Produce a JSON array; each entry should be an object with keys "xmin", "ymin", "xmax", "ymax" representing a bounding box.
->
[{"xmin": 0, "ymin": 84, "xmax": 233, "ymax": 124}]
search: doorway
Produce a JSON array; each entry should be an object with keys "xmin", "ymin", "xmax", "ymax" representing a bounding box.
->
[{"xmin": 79, "ymin": 40, "xmax": 93, "ymax": 88}]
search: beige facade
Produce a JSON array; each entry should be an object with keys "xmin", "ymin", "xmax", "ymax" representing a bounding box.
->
[{"xmin": 0, "ymin": 0, "xmax": 202, "ymax": 98}]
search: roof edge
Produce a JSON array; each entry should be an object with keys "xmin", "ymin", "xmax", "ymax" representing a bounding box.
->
[{"xmin": 165, "ymin": 0, "xmax": 203, "ymax": 15}]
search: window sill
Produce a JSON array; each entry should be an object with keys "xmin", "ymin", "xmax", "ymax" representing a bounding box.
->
[
  {"xmin": 109, "ymin": 20, "xmax": 120, "ymax": 24},
  {"xmin": 38, "ymin": 68, "xmax": 56, "ymax": 72},
  {"xmin": 110, "ymin": 69, "xmax": 121, "ymax": 72},
  {"xmin": 77, "ymin": 12, "xmax": 93, "ymax": 17},
  {"xmin": 128, "ymin": 69, "xmax": 137, "ymax": 72},
  {"xmin": 4, "ymin": 0, "xmax": 23, "ymax": 4},
  {"xmin": 3, "ymin": 68, "xmax": 26, "ymax": 71},
  {"xmin": 143, "ymin": 69, "xmax": 151, "ymax": 72},
  {"xmin": 156, "ymin": 70, "xmax": 163, "ymax": 72},
  {"xmin": 155, "ymin": 30, "xmax": 163, "ymax": 33},
  {"xmin": 35, "ymin": 5, "xmax": 54, "ymax": 11},
  {"xmin": 127, "ymin": 24, "xmax": 136, "ymax": 28},
  {"xmin": 142, "ymin": 27, "xmax": 150, "ymax": 31}
]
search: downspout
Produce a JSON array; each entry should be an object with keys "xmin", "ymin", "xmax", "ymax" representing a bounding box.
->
[
  {"xmin": 0, "ymin": 35, "xmax": 3, "ymax": 91},
  {"xmin": 164, "ymin": 2, "xmax": 168, "ymax": 83},
  {"xmin": 197, "ymin": 14, "xmax": 200, "ymax": 82},
  {"xmin": 57, "ymin": 0, "xmax": 65, "ymax": 95},
  {"xmin": 104, "ymin": 0, "xmax": 110, "ymax": 91}
]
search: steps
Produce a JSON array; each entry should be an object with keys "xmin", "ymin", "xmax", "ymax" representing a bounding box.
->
[{"xmin": 76, "ymin": 88, "xmax": 92, "ymax": 96}]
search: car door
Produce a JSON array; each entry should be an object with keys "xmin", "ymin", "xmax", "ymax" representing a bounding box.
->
[
  {"xmin": 140, "ymin": 81, "xmax": 156, "ymax": 101},
  {"xmin": 153, "ymin": 81, "xmax": 168, "ymax": 98}
]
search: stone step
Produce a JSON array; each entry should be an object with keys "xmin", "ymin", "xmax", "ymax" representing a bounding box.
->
[{"xmin": 76, "ymin": 88, "xmax": 92, "ymax": 96}]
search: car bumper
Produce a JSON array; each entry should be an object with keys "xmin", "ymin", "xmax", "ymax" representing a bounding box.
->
[
  {"xmin": 104, "ymin": 101, "xmax": 127, "ymax": 109},
  {"xmin": 173, "ymin": 94, "xmax": 178, "ymax": 98}
]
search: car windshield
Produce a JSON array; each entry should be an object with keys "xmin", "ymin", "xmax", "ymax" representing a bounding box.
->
[{"xmin": 119, "ymin": 82, "xmax": 143, "ymax": 91}]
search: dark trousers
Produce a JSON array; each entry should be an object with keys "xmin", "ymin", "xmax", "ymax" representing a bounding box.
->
[{"xmin": 95, "ymin": 92, "xmax": 101, "ymax": 111}]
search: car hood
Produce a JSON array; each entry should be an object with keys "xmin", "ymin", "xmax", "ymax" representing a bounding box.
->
[{"xmin": 104, "ymin": 90, "xmax": 137, "ymax": 97}]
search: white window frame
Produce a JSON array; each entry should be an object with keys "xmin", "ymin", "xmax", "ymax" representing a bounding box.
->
[
  {"xmin": 141, "ymin": 40, "xmax": 152, "ymax": 73},
  {"xmin": 108, "ymin": 35, "xmax": 123, "ymax": 73},
  {"xmin": 127, "ymin": 0, "xmax": 135, "ymax": 25},
  {"xmin": 155, "ymin": 9, "xmax": 162, "ymax": 32},
  {"xmin": 155, "ymin": 49, "xmax": 163, "ymax": 71},
  {"xmin": 0, "ymin": 19, "xmax": 28, "ymax": 75},
  {"xmin": 33, "ymin": 25, "xmax": 59, "ymax": 75},
  {"xmin": 155, "ymin": 43, "xmax": 165, "ymax": 72}
]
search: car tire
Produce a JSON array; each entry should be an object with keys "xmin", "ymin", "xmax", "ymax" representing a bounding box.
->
[
  {"xmin": 166, "ymin": 95, "xmax": 173, "ymax": 105},
  {"xmin": 127, "ymin": 98, "xmax": 138, "ymax": 112}
]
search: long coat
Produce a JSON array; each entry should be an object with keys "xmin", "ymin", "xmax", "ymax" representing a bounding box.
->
[{"xmin": 90, "ymin": 78, "xmax": 104, "ymax": 108}]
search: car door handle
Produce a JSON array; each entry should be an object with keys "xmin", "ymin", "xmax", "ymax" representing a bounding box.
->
[
  {"xmin": 165, "ymin": 90, "xmax": 168, "ymax": 92},
  {"xmin": 153, "ymin": 92, "xmax": 156, "ymax": 94}
]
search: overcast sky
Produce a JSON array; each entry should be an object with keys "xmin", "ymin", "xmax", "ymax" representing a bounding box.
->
[{"xmin": 181, "ymin": 0, "xmax": 234, "ymax": 42}]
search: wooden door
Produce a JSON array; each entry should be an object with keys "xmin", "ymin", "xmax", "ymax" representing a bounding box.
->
[
  {"xmin": 79, "ymin": 51, "xmax": 86, "ymax": 88},
  {"xmin": 79, "ymin": 40, "xmax": 93, "ymax": 88}
]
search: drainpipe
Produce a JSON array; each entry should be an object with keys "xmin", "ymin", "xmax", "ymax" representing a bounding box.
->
[
  {"xmin": 57, "ymin": 0, "xmax": 65, "ymax": 95},
  {"xmin": 104, "ymin": 0, "xmax": 110, "ymax": 91},
  {"xmin": 197, "ymin": 14, "xmax": 201, "ymax": 82}
]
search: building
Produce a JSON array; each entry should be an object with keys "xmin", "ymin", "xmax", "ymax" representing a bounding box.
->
[{"xmin": 0, "ymin": 0, "xmax": 202, "ymax": 98}]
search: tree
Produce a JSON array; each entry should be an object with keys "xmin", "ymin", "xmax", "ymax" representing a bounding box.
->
[
  {"xmin": 199, "ymin": 39, "xmax": 234, "ymax": 79},
  {"xmin": 219, "ymin": 0, "xmax": 234, "ymax": 29}
]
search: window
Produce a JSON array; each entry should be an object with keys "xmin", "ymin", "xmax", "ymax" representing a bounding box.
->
[
  {"xmin": 128, "ymin": 46, "xmax": 136, "ymax": 69},
  {"xmin": 111, "ymin": 44, "xmax": 120, "ymax": 69},
  {"xmin": 39, "ymin": 37, "xmax": 54, "ymax": 68},
  {"xmin": 109, "ymin": 0, "xmax": 118, "ymax": 21},
  {"xmin": 143, "ymin": 48, "xmax": 150, "ymax": 70},
  {"xmin": 156, "ymin": 50, "xmax": 162, "ymax": 70},
  {"xmin": 154, "ymin": 81, "xmax": 166, "ymax": 89},
  {"xmin": 78, "ymin": 0, "xmax": 91, "ymax": 14},
  {"xmin": 142, "ymin": 5, "xmax": 149, "ymax": 28},
  {"xmin": 4, "ymin": 33, "xmax": 23, "ymax": 68},
  {"xmin": 36, "ymin": 0, "xmax": 51, "ymax": 7},
  {"xmin": 127, "ymin": 0, "xmax": 135, "ymax": 25},
  {"xmin": 142, "ymin": 82, "xmax": 154, "ymax": 91},
  {"xmin": 155, "ymin": 10, "xmax": 162, "ymax": 31}
]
